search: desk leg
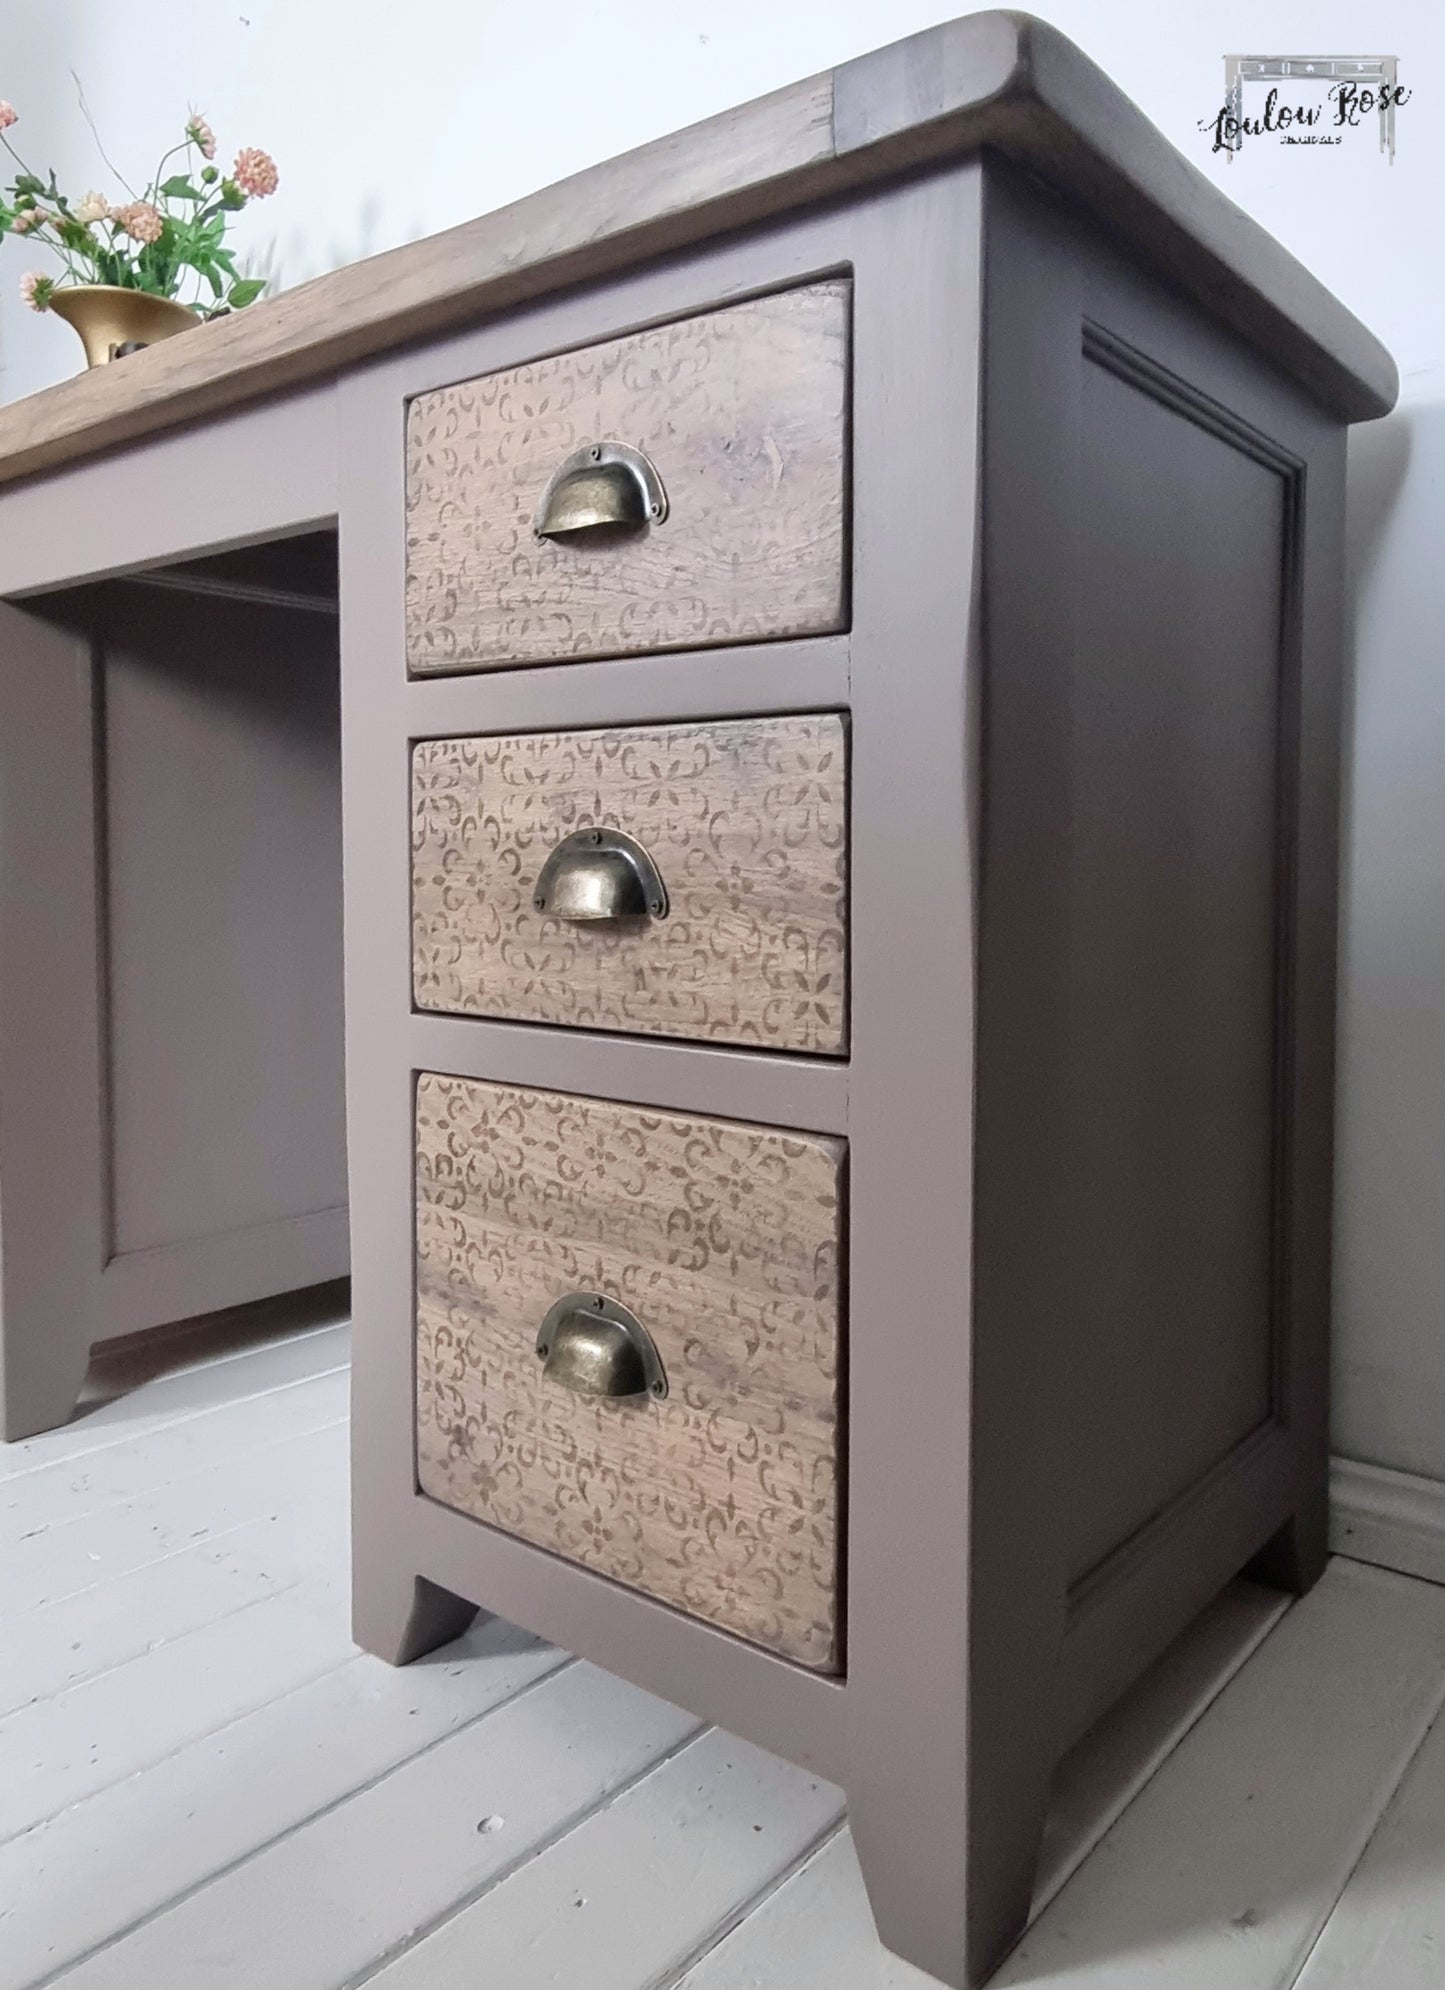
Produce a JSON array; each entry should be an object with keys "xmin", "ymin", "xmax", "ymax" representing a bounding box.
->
[
  {"xmin": 1246, "ymin": 1479, "xmax": 1331, "ymax": 1596},
  {"xmin": 0, "ymin": 602, "xmax": 107, "ymax": 1441},
  {"xmin": 353, "ymin": 1569, "xmax": 480, "ymax": 1667}
]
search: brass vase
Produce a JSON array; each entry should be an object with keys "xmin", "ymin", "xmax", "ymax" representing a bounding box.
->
[{"xmin": 46, "ymin": 285, "xmax": 199, "ymax": 368}]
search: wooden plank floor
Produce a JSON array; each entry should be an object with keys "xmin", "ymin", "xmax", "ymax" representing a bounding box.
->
[{"xmin": 4, "ymin": 1296, "xmax": 1445, "ymax": 1989}]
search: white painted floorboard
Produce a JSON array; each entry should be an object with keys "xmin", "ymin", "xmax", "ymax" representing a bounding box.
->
[
  {"xmin": 0, "ymin": 1502, "xmax": 350, "ymax": 1720},
  {"xmin": 3, "ymin": 1299, "xmax": 1445, "ymax": 1990},
  {"xmin": 0, "ymin": 1620, "xmax": 564, "ymax": 1988},
  {"xmin": 1289, "ymin": 1692, "xmax": 1445, "ymax": 1990},
  {"xmin": 0, "ymin": 1365, "xmax": 351, "ymax": 1543},
  {"xmin": 56, "ymin": 1664, "xmax": 700, "ymax": 1990},
  {"xmin": 4, "ymin": 1420, "xmax": 350, "ymax": 1616}
]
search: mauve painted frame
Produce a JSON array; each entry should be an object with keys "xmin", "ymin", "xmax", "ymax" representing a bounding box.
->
[
  {"xmin": 338, "ymin": 158, "xmax": 1342, "ymax": 1984},
  {"xmin": 0, "ymin": 23, "xmax": 1369, "ymax": 1966}
]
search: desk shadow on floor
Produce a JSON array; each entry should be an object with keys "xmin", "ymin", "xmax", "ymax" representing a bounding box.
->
[{"xmin": 73, "ymin": 1277, "xmax": 351, "ymax": 1423}]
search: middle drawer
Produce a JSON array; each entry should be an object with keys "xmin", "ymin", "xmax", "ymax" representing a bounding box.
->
[{"xmin": 412, "ymin": 713, "xmax": 848, "ymax": 1054}]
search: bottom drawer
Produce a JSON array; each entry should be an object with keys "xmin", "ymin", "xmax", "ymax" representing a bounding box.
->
[{"xmin": 414, "ymin": 1072, "xmax": 845, "ymax": 1671}]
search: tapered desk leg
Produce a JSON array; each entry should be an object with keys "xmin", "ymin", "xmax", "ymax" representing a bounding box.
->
[
  {"xmin": 851, "ymin": 1710, "xmax": 1057, "ymax": 1990},
  {"xmin": 353, "ymin": 1568, "xmax": 480, "ymax": 1666},
  {"xmin": 0, "ymin": 1328, "xmax": 91, "ymax": 1447}
]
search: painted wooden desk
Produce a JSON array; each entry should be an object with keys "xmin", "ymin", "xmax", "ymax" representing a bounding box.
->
[{"xmin": 0, "ymin": 14, "xmax": 1397, "ymax": 1985}]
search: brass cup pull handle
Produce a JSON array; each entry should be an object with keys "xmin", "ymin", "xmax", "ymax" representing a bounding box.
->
[
  {"xmin": 533, "ymin": 441, "xmax": 668, "ymax": 539},
  {"xmin": 536, "ymin": 1292, "xmax": 668, "ymax": 1401},
  {"xmin": 533, "ymin": 828, "xmax": 668, "ymax": 922}
]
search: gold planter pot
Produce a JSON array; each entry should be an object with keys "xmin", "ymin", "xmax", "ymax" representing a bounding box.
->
[{"xmin": 46, "ymin": 285, "xmax": 199, "ymax": 368}]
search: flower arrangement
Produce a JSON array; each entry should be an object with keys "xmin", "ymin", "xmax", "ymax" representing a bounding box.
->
[{"xmin": 0, "ymin": 98, "xmax": 276, "ymax": 318}]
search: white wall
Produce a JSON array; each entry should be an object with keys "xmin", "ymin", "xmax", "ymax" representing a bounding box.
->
[{"xmin": 3, "ymin": 2, "xmax": 1442, "ymax": 1475}]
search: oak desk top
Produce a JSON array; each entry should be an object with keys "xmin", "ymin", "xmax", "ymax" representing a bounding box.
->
[{"xmin": 0, "ymin": 9, "xmax": 1397, "ymax": 490}]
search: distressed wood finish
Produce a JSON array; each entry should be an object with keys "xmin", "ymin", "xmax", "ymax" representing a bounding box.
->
[
  {"xmin": 405, "ymin": 282, "xmax": 849, "ymax": 673},
  {"xmin": 414, "ymin": 1073, "xmax": 844, "ymax": 1670},
  {"xmin": 411, "ymin": 714, "xmax": 848, "ymax": 1053}
]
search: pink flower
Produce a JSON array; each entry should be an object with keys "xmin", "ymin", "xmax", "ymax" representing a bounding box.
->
[
  {"xmin": 117, "ymin": 200, "xmax": 163, "ymax": 244},
  {"xmin": 20, "ymin": 271, "xmax": 52, "ymax": 312},
  {"xmin": 10, "ymin": 206, "xmax": 49, "ymax": 235},
  {"xmin": 186, "ymin": 110, "xmax": 216, "ymax": 160},
  {"xmin": 232, "ymin": 147, "xmax": 278, "ymax": 198},
  {"xmin": 0, "ymin": 101, "xmax": 17, "ymax": 132}
]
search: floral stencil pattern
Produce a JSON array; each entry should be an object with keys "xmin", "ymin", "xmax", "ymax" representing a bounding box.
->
[
  {"xmin": 411, "ymin": 714, "xmax": 848, "ymax": 1054},
  {"xmin": 415, "ymin": 1072, "xmax": 845, "ymax": 1670},
  {"xmin": 404, "ymin": 280, "xmax": 849, "ymax": 673}
]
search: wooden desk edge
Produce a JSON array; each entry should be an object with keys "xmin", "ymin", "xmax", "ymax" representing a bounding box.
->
[{"xmin": 0, "ymin": 9, "xmax": 1398, "ymax": 493}]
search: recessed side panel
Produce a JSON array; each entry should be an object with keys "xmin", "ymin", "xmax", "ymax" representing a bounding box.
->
[
  {"xmin": 100, "ymin": 581, "xmax": 348, "ymax": 1258},
  {"xmin": 1057, "ymin": 345, "xmax": 1293, "ymax": 1585}
]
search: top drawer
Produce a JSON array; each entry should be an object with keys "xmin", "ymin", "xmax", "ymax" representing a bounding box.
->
[{"xmin": 404, "ymin": 280, "xmax": 850, "ymax": 675}]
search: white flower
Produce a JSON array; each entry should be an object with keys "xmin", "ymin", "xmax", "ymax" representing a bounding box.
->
[{"xmin": 75, "ymin": 190, "xmax": 108, "ymax": 225}]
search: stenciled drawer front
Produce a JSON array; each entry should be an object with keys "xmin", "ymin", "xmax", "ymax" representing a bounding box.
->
[
  {"xmin": 404, "ymin": 279, "xmax": 849, "ymax": 673},
  {"xmin": 411, "ymin": 713, "xmax": 847, "ymax": 1054},
  {"xmin": 415, "ymin": 1073, "xmax": 845, "ymax": 1670}
]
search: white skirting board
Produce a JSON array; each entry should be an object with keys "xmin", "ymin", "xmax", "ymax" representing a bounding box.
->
[{"xmin": 1331, "ymin": 1454, "xmax": 1445, "ymax": 1586}]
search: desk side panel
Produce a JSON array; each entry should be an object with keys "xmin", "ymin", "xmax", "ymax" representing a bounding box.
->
[
  {"xmin": 95, "ymin": 579, "xmax": 348, "ymax": 1329},
  {"xmin": 977, "ymin": 159, "xmax": 1343, "ymax": 1753}
]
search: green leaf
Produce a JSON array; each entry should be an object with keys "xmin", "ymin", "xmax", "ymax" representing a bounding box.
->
[
  {"xmin": 159, "ymin": 176, "xmax": 203, "ymax": 201},
  {"xmin": 200, "ymin": 260, "xmax": 224, "ymax": 299},
  {"xmin": 12, "ymin": 173, "xmax": 42, "ymax": 197},
  {"xmin": 138, "ymin": 240, "xmax": 179, "ymax": 295},
  {"xmin": 227, "ymin": 277, "xmax": 267, "ymax": 308}
]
